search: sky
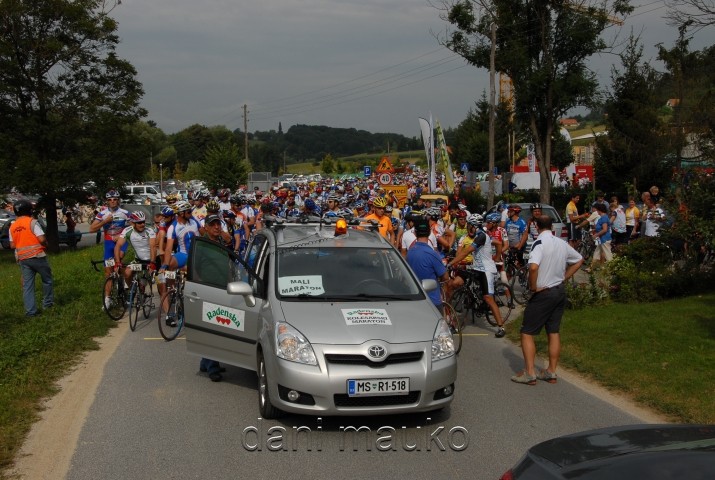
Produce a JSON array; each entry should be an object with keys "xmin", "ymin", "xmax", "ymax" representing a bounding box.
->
[{"xmin": 110, "ymin": 0, "xmax": 706, "ymax": 138}]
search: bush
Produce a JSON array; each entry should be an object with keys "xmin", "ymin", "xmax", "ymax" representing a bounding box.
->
[{"xmin": 566, "ymin": 272, "xmax": 609, "ymax": 309}]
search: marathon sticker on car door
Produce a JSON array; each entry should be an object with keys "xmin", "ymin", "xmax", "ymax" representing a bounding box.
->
[
  {"xmin": 202, "ymin": 302, "xmax": 244, "ymax": 331},
  {"xmin": 342, "ymin": 308, "xmax": 392, "ymax": 326}
]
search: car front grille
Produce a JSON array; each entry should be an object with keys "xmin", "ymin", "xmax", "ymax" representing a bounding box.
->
[
  {"xmin": 334, "ymin": 391, "xmax": 420, "ymax": 407},
  {"xmin": 324, "ymin": 352, "xmax": 423, "ymax": 367}
]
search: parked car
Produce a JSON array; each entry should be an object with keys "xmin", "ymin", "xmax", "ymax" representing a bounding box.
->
[
  {"xmin": 500, "ymin": 424, "xmax": 715, "ymax": 479},
  {"xmin": 184, "ymin": 217, "xmax": 458, "ymax": 418},
  {"xmin": 0, "ymin": 216, "xmax": 82, "ymax": 249}
]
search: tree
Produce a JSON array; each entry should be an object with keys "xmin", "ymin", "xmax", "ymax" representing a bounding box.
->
[
  {"xmin": 438, "ymin": 0, "xmax": 633, "ymax": 203},
  {"xmin": 321, "ymin": 153, "xmax": 336, "ymax": 175},
  {"xmin": 201, "ymin": 144, "xmax": 249, "ymax": 191},
  {"xmin": 665, "ymin": 0, "xmax": 715, "ymax": 31},
  {"xmin": 0, "ymin": 0, "xmax": 146, "ymax": 251},
  {"xmin": 595, "ymin": 34, "xmax": 667, "ymax": 194}
]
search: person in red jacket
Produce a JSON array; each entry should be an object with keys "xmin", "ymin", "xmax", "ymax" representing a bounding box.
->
[{"xmin": 9, "ymin": 199, "xmax": 54, "ymax": 317}]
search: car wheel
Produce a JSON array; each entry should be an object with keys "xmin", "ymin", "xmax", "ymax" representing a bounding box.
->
[{"xmin": 257, "ymin": 352, "xmax": 282, "ymax": 419}]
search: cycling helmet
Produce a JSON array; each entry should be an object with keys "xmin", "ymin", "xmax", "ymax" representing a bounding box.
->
[
  {"xmin": 189, "ymin": 190, "xmax": 201, "ymax": 201},
  {"xmin": 373, "ymin": 196, "xmax": 388, "ymax": 208},
  {"xmin": 353, "ymin": 200, "xmax": 365, "ymax": 210},
  {"xmin": 200, "ymin": 189, "xmax": 211, "ymax": 199},
  {"xmin": 105, "ymin": 190, "xmax": 120, "ymax": 199},
  {"xmin": 510, "ymin": 205, "xmax": 522, "ymax": 213},
  {"xmin": 485, "ymin": 212, "xmax": 501, "ymax": 223},
  {"xmin": 129, "ymin": 211, "xmax": 146, "ymax": 223},
  {"xmin": 161, "ymin": 206, "xmax": 175, "ymax": 216},
  {"xmin": 385, "ymin": 205, "xmax": 393, "ymax": 213},
  {"xmin": 466, "ymin": 213, "xmax": 484, "ymax": 227},
  {"xmin": 530, "ymin": 203, "xmax": 543, "ymax": 211},
  {"xmin": 230, "ymin": 194, "xmax": 242, "ymax": 205},
  {"xmin": 222, "ymin": 209, "xmax": 236, "ymax": 219},
  {"xmin": 13, "ymin": 199, "xmax": 33, "ymax": 216},
  {"xmin": 175, "ymin": 200, "xmax": 192, "ymax": 213},
  {"xmin": 165, "ymin": 192, "xmax": 180, "ymax": 203},
  {"xmin": 304, "ymin": 198, "xmax": 317, "ymax": 211},
  {"xmin": 327, "ymin": 194, "xmax": 340, "ymax": 202},
  {"xmin": 390, "ymin": 217, "xmax": 400, "ymax": 229},
  {"xmin": 219, "ymin": 188, "xmax": 231, "ymax": 197},
  {"xmin": 426, "ymin": 207, "xmax": 442, "ymax": 219},
  {"xmin": 206, "ymin": 199, "xmax": 220, "ymax": 212},
  {"xmin": 456, "ymin": 210, "xmax": 467, "ymax": 219}
]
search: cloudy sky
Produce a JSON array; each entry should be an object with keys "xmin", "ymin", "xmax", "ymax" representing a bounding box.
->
[{"xmin": 111, "ymin": 0, "xmax": 701, "ymax": 138}]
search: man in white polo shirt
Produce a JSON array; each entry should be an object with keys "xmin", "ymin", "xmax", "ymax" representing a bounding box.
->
[{"xmin": 511, "ymin": 215, "xmax": 583, "ymax": 385}]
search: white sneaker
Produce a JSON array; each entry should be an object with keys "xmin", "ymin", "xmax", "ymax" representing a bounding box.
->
[{"xmin": 104, "ymin": 296, "xmax": 112, "ymax": 309}]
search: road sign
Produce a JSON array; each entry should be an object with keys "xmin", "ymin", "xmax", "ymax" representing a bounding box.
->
[
  {"xmin": 461, "ymin": 163, "xmax": 469, "ymax": 172},
  {"xmin": 378, "ymin": 172, "xmax": 392, "ymax": 185},
  {"xmin": 364, "ymin": 166, "xmax": 371, "ymax": 177},
  {"xmin": 376, "ymin": 157, "xmax": 394, "ymax": 173}
]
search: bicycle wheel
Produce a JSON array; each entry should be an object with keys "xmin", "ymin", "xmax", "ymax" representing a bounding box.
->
[
  {"xmin": 492, "ymin": 281, "xmax": 515, "ymax": 324},
  {"xmin": 158, "ymin": 290, "xmax": 184, "ymax": 341},
  {"xmin": 128, "ymin": 283, "xmax": 140, "ymax": 331},
  {"xmin": 441, "ymin": 302, "xmax": 462, "ymax": 355},
  {"xmin": 141, "ymin": 277, "xmax": 154, "ymax": 319},
  {"xmin": 103, "ymin": 276, "xmax": 126, "ymax": 321},
  {"xmin": 511, "ymin": 266, "xmax": 531, "ymax": 305},
  {"xmin": 451, "ymin": 287, "xmax": 470, "ymax": 323}
]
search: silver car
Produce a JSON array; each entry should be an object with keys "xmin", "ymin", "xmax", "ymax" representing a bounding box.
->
[{"xmin": 184, "ymin": 218, "xmax": 458, "ymax": 418}]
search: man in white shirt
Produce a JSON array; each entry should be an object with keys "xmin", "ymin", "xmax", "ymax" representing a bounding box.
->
[{"xmin": 511, "ymin": 215, "xmax": 583, "ymax": 385}]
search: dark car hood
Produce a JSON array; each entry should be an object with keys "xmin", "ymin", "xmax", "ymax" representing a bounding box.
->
[{"xmin": 520, "ymin": 424, "xmax": 715, "ymax": 479}]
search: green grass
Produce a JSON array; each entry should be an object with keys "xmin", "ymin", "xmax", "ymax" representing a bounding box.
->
[
  {"xmin": 0, "ymin": 246, "xmax": 114, "ymax": 473},
  {"xmin": 507, "ymin": 293, "xmax": 715, "ymax": 423}
]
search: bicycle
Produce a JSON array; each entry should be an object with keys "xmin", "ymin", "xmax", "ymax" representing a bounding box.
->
[
  {"xmin": 124, "ymin": 262, "xmax": 156, "ymax": 332},
  {"xmin": 157, "ymin": 269, "xmax": 186, "ymax": 341},
  {"xmin": 91, "ymin": 259, "xmax": 126, "ymax": 321},
  {"xmin": 439, "ymin": 281, "xmax": 462, "ymax": 354},
  {"xmin": 504, "ymin": 249, "xmax": 532, "ymax": 305},
  {"xmin": 451, "ymin": 267, "xmax": 514, "ymax": 327},
  {"xmin": 576, "ymin": 227, "xmax": 596, "ymax": 262}
]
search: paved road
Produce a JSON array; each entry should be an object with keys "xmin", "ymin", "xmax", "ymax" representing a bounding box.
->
[{"xmin": 63, "ymin": 309, "xmax": 649, "ymax": 480}]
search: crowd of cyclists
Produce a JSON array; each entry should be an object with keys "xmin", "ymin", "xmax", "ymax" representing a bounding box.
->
[{"xmin": 90, "ymin": 175, "xmax": 548, "ymax": 337}]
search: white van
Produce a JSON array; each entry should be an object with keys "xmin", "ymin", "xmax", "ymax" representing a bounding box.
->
[{"xmin": 124, "ymin": 184, "xmax": 162, "ymax": 203}]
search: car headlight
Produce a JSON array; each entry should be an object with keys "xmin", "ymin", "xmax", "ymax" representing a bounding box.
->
[
  {"xmin": 275, "ymin": 322, "xmax": 317, "ymax": 365},
  {"xmin": 431, "ymin": 318, "xmax": 456, "ymax": 361}
]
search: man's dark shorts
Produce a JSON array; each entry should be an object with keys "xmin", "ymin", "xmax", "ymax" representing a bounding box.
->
[
  {"xmin": 521, "ymin": 283, "xmax": 566, "ymax": 335},
  {"xmin": 567, "ymin": 223, "xmax": 579, "ymax": 241}
]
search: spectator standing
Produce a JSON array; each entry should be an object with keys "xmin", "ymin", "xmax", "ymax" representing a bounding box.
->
[
  {"xmin": 406, "ymin": 218, "xmax": 450, "ymax": 311},
  {"xmin": 624, "ymin": 197, "xmax": 640, "ymax": 241},
  {"xmin": 9, "ymin": 199, "xmax": 54, "ymax": 317},
  {"xmin": 565, "ymin": 193, "xmax": 588, "ymax": 248},
  {"xmin": 511, "ymin": 215, "xmax": 583, "ymax": 385},
  {"xmin": 589, "ymin": 203, "xmax": 613, "ymax": 270},
  {"xmin": 64, "ymin": 210, "xmax": 77, "ymax": 249},
  {"xmin": 609, "ymin": 201, "xmax": 627, "ymax": 247}
]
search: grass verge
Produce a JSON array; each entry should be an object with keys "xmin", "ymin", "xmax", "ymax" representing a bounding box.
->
[
  {"xmin": 0, "ymin": 246, "xmax": 113, "ymax": 473},
  {"xmin": 506, "ymin": 293, "xmax": 715, "ymax": 423}
]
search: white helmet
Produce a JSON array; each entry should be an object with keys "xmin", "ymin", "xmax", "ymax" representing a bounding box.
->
[{"xmin": 466, "ymin": 213, "xmax": 484, "ymax": 227}]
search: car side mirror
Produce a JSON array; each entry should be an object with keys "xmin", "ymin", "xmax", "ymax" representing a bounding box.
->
[
  {"xmin": 422, "ymin": 279, "xmax": 438, "ymax": 292},
  {"xmin": 227, "ymin": 281, "xmax": 256, "ymax": 308}
]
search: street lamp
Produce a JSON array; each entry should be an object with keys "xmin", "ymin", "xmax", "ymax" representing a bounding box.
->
[{"xmin": 159, "ymin": 163, "xmax": 163, "ymax": 204}]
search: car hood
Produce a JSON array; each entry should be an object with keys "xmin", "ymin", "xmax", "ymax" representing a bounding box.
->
[
  {"xmin": 528, "ymin": 424, "xmax": 715, "ymax": 468},
  {"xmin": 277, "ymin": 300, "xmax": 440, "ymax": 344}
]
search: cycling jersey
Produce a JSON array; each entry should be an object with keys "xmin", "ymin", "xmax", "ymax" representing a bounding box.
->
[
  {"xmin": 166, "ymin": 217, "xmax": 200, "ymax": 254},
  {"xmin": 120, "ymin": 226, "xmax": 156, "ymax": 262},
  {"xmin": 471, "ymin": 230, "xmax": 497, "ymax": 273},
  {"xmin": 95, "ymin": 207, "xmax": 129, "ymax": 241},
  {"xmin": 505, "ymin": 217, "xmax": 527, "ymax": 248}
]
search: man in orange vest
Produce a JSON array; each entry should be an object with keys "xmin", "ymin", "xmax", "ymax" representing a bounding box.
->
[{"xmin": 9, "ymin": 199, "xmax": 54, "ymax": 317}]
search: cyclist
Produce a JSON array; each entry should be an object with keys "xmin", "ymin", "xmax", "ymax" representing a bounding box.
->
[
  {"xmin": 159, "ymin": 201, "xmax": 200, "ymax": 326},
  {"xmin": 485, "ymin": 212, "xmax": 507, "ymax": 281},
  {"xmin": 447, "ymin": 214, "xmax": 506, "ymax": 338},
  {"xmin": 364, "ymin": 196, "xmax": 395, "ymax": 242},
  {"xmin": 527, "ymin": 203, "xmax": 543, "ymax": 242},
  {"xmin": 505, "ymin": 205, "xmax": 528, "ymax": 267},
  {"xmin": 426, "ymin": 207, "xmax": 456, "ymax": 255},
  {"xmin": 114, "ymin": 211, "xmax": 157, "ymax": 295},
  {"xmin": 155, "ymin": 205, "xmax": 176, "ymax": 299},
  {"xmin": 89, "ymin": 190, "xmax": 129, "ymax": 308}
]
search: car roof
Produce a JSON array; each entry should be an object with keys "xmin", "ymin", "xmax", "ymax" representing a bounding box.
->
[{"xmin": 261, "ymin": 219, "xmax": 393, "ymax": 249}]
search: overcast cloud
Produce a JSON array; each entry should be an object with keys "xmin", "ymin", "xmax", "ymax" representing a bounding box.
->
[{"xmin": 111, "ymin": 0, "xmax": 704, "ymax": 138}]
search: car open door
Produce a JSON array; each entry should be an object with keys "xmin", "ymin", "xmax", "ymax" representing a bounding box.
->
[{"xmin": 184, "ymin": 237, "xmax": 264, "ymax": 371}]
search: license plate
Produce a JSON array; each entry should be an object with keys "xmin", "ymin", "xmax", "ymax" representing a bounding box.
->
[
  {"xmin": 104, "ymin": 258, "xmax": 115, "ymax": 267},
  {"xmin": 129, "ymin": 263, "xmax": 143, "ymax": 272},
  {"xmin": 164, "ymin": 270, "xmax": 176, "ymax": 279},
  {"xmin": 347, "ymin": 378, "xmax": 409, "ymax": 397}
]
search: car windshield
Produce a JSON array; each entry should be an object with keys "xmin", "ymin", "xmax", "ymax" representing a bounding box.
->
[{"xmin": 277, "ymin": 247, "xmax": 423, "ymax": 300}]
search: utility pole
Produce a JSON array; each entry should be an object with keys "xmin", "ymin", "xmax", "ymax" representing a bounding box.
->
[
  {"xmin": 243, "ymin": 104, "xmax": 249, "ymax": 164},
  {"xmin": 488, "ymin": 21, "xmax": 497, "ymax": 209}
]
